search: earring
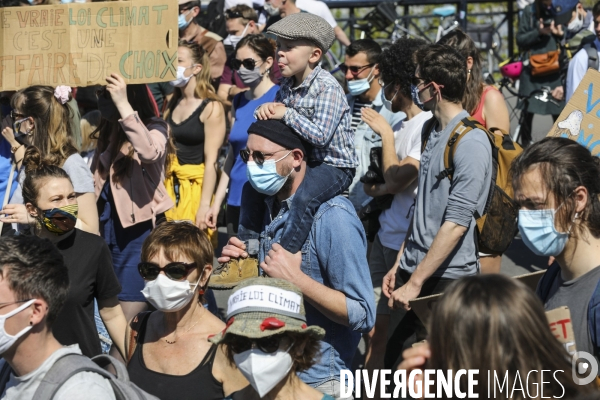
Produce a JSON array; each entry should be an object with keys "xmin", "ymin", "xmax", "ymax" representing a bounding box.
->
[{"xmin": 468, "ymin": 69, "xmax": 471, "ymax": 75}]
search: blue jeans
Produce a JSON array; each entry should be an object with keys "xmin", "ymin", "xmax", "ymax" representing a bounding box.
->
[{"xmin": 239, "ymin": 162, "xmax": 354, "ymax": 253}]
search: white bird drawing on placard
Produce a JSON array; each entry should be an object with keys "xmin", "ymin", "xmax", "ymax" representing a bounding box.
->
[{"xmin": 557, "ymin": 110, "xmax": 583, "ymax": 137}]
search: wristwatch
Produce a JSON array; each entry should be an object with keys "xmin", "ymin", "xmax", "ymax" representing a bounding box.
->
[{"xmin": 10, "ymin": 144, "xmax": 23, "ymax": 154}]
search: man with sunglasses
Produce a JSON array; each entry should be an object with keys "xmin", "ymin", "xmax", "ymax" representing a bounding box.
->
[
  {"xmin": 382, "ymin": 44, "xmax": 492, "ymax": 368},
  {"xmin": 219, "ymin": 120, "xmax": 374, "ymax": 399},
  {"xmin": 0, "ymin": 235, "xmax": 116, "ymax": 399},
  {"xmin": 178, "ymin": 0, "xmax": 227, "ymax": 88},
  {"xmin": 342, "ymin": 40, "xmax": 405, "ymax": 217}
]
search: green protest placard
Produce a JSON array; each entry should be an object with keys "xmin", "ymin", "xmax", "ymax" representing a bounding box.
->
[{"xmin": 0, "ymin": 0, "xmax": 177, "ymax": 90}]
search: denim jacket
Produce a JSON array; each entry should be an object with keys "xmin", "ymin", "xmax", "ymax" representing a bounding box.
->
[
  {"xmin": 258, "ymin": 195, "xmax": 375, "ymax": 386},
  {"xmin": 346, "ymin": 90, "xmax": 405, "ymax": 211}
]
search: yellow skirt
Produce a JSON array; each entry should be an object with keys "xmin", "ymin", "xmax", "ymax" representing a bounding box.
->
[{"xmin": 164, "ymin": 160, "xmax": 218, "ymax": 250}]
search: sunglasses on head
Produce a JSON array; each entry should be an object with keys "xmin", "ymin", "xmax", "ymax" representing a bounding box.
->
[
  {"xmin": 9, "ymin": 110, "xmax": 25, "ymax": 120},
  {"xmin": 239, "ymin": 149, "xmax": 288, "ymax": 165},
  {"xmin": 225, "ymin": 9, "xmax": 244, "ymax": 19},
  {"xmin": 138, "ymin": 261, "xmax": 197, "ymax": 281},
  {"xmin": 339, "ymin": 63, "xmax": 374, "ymax": 76},
  {"xmin": 229, "ymin": 335, "xmax": 287, "ymax": 354},
  {"xmin": 231, "ymin": 58, "xmax": 257, "ymax": 71}
]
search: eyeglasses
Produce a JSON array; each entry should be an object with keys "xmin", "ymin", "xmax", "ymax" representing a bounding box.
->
[
  {"xmin": 225, "ymin": 9, "xmax": 244, "ymax": 19},
  {"xmin": 239, "ymin": 149, "xmax": 288, "ymax": 165},
  {"xmin": 229, "ymin": 335, "xmax": 287, "ymax": 354},
  {"xmin": 179, "ymin": 2, "xmax": 197, "ymax": 14},
  {"xmin": 231, "ymin": 58, "xmax": 258, "ymax": 71},
  {"xmin": 0, "ymin": 299, "xmax": 33, "ymax": 311},
  {"xmin": 95, "ymin": 87, "xmax": 111, "ymax": 99},
  {"xmin": 339, "ymin": 63, "xmax": 374, "ymax": 76},
  {"xmin": 138, "ymin": 261, "xmax": 197, "ymax": 281},
  {"xmin": 9, "ymin": 110, "xmax": 25, "ymax": 120}
]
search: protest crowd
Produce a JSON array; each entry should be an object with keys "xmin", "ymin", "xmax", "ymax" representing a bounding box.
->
[{"xmin": 2, "ymin": 0, "xmax": 600, "ymax": 398}]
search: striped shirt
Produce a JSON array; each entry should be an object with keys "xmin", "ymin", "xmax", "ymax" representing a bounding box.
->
[
  {"xmin": 350, "ymin": 99, "xmax": 372, "ymax": 131},
  {"xmin": 258, "ymin": 65, "xmax": 358, "ymax": 168}
]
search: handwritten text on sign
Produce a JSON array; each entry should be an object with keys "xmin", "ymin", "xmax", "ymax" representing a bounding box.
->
[{"xmin": 0, "ymin": 0, "xmax": 177, "ymax": 90}]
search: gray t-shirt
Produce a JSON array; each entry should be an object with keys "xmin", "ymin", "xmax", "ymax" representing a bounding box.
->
[
  {"xmin": 542, "ymin": 266, "xmax": 600, "ymax": 361},
  {"xmin": 399, "ymin": 111, "xmax": 492, "ymax": 279},
  {"xmin": 10, "ymin": 153, "xmax": 94, "ymax": 205},
  {"xmin": 1, "ymin": 344, "xmax": 115, "ymax": 400}
]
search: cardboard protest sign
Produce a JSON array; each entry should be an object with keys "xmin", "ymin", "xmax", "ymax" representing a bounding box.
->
[
  {"xmin": 411, "ymin": 270, "xmax": 546, "ymax": 329},
  {"xmin": 548, "ymin": 68, "xmax": 600, "ymax": 155},
  {"xmin": 0, "ymin": 0, "xmax": 177, "ymax": 90},
  {"xmin": 546, "ymin": 306, "xmax": 577, "ymax": 355}
]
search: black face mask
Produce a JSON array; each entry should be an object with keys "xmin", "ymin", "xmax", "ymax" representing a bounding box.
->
[{"xmin": 97, "ymin": 97, "xmax": 120, "ymax": 122}]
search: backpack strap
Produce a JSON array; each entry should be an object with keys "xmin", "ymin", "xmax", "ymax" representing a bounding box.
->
[
  {"xmin": 0, "ymin": 360, "xmax": 12, "ymax": 395},
  {"xmin": 127, "ymin": 311, "xmax": 152, "ymax": 364},
  {"xmin": 585, "ymin": 42, "xmax": 599, "ymax": 70},
  {"xmin": 537, "ymin": 263, "xmax": 562, "ymax": 303},
  {"xmin": 32, "ymin": 353, "xmax": 120, "ymax": 400},
  {"xmin": 420, "ymin": 117, "xmax": 437, "ymax": 154},
  {"xmin": 587, "ymin": 277, "xmax": 600, "ymax": 354},
  {"xmin": 437, "ymin": 117, "xmax": 483, "ymax": 181}
]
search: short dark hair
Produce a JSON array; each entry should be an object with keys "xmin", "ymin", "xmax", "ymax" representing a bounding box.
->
[
  {"xmin": 345, "ymin": 39, "xmax": 382, "ymax": 65},
  {"xmin": 379, "ymin": 37, "xmax": 428, "ymax": 99},
  {"xmin": 414, "ymin": 44, "xmax": 467, "ymax": 104},
  {"xmin": 0, "ymin": 236, "xmax": 69, "ymax": 326},
  {"xmin": 593, "ymin": 0, "xmax": 600, "ymax": 19}
]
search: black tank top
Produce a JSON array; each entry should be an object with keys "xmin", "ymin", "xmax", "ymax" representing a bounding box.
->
[
  {"xmin": 167, "ymin": 100, "xmax": 213, "ymax": 165},
  {"xmin": 127, "ymin": 313, "xmax": 224, "ymax": 400}
]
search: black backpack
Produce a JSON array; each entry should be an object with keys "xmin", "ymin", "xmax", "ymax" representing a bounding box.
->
[{"xmin": 203, "ymin": 0, "xmax": 227, "ymax": 39}]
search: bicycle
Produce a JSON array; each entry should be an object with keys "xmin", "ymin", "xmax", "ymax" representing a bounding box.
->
[{"xmin": 493, "ymin": 76, "xmax": 561, "ymax": 146}]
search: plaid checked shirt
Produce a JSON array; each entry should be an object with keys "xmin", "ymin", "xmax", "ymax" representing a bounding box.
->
[{"xmin": 256, "ymin": 65, "xmax": 358, "ymax": 168}]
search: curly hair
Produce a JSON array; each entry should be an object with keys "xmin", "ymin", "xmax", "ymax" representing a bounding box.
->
[
  {"xmin": 414, "ymin": 43, "xmax": 467, "ymax": 104},
  {"xmin": 378, "ymin": 37, "xmax": 428, "ymax": 99}
]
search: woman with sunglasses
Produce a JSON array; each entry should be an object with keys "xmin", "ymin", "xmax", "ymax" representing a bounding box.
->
[
  {"xmin": 205, "ymin": 34, "xmax": 279, "ymax": 237},
  {"xmin": 162, "ymin": 40, "xmax": 225, "ymax": 248},
  {"xmin": 20, "ymin": 146, "xmax": 127, "ymax": 359},
  {"xmin": 438, "ymin": 29, "xmax": 511, "ymax": 274},
  {"xmin": 211, "ymin": 277, "xmax": 332, "ymax": 400},
  {"xmin": 0, "ymin": 85, "xmax": 98, "ymax": 234},
  {"xmin": 91, "ymin": 73, "xmax": 174, "ymax": 332},
  {"xmin": 125, "ymin": 221, "xmax": 249, "ymax": 400}
]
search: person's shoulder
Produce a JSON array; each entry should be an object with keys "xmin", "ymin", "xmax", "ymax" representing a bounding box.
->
[
  {"xmin": 315, "ymin": 195, "xmax": 358, "ymax": 220},
  {"xmin": 56, "ymin": 371, "xmax": 115, "ymax": 400},
  {"xmin": 63, "ymin": 153, "xmax": 88, "ymax": 168}
]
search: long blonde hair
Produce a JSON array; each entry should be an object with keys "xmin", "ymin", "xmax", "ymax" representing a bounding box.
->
[
  {"xmin": 163, "ymin": 40, "xmax": 222, "ymax": 121},
  {"xmin": 12, "ymin": 86, "xmax": 78, "ymax": 167}
]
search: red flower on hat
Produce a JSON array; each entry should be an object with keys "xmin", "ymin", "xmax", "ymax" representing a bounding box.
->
[
  {"xmin": 222, "ymin": 317, "xmax": 235, "ymax": 333},
  {"xmin": 207, "ymin": 334, "xmax": 216, "ymax": 339},
  {"xmin": 260, "ymin": 317, "xmax": 286, "ymax": 331},
  {"xmin": 301, "ymin": 324, "xmax": 307, "ymax": 329}
]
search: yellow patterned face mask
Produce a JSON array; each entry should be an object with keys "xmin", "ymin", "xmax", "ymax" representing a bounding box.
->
[{"xmin": 41, "ymin": 204, "xmax": 78, "ymax": 235}]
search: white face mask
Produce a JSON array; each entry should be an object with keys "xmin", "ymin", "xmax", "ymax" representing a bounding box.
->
[
  {"xmin": 233, "ymin": 345, "xmax": 293, "ymax": 397},
  {"xmin": 0, "ymin": 299, "xmax": 36, "ymax": 355},
  {"xmin": 224, "ymin": 24, "xmax": 250, "ymax": 49},
  {"xmin": 263, "ymin": 2, "xmax": 280, "ymax": 16},
  {"xmin": 141, "ymin": 273, "xmax": 202, "ymax": 312},
  {"xmin": 170, "ymin": 65, "xmax": 197, "ymax": 88},
  {"xmin": 567, "ymin": 9, "xmax": 584, "ymax": 33}
]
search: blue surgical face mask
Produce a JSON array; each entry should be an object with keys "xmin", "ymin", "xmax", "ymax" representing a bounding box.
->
[
  {"xmin": 178, "ymin": 11, "xmax": 192, "ymax": 30},
  {"xmin": 381, "ymin": 84, "xmax": 398, "ymax": 112},
  {"xmin": 411, "ymin": 84, "xmax": 426, "ymax": 111},
  {"xmin": 246, "ymin": 151, "xmax": 292, "ymax": 196},
  {"xmin": 347, "ymin": 68, "xmax": 375, "ymax": 97},
  {"xmin": 518, "ymin": 203, "xmax": 578, "ymax": 257}
]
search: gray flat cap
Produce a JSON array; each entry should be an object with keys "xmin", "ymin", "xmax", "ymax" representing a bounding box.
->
[{"xmin": 267, "ymin": 13, "xmax": 335, "ymax": 52}]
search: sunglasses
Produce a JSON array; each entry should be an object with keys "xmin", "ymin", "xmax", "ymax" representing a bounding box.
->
[
  {"xmin": 225, "ymin": 9, "xmax": 244, "ymax": 19},
  {"xmin": 9, "ymin": 110, "xmax": 25, "ymax": 120},
  {"xmin": 229, "ymin": 335, "xmax": 287, "ymax": 354},
  {"xmin": 339, "ymin": 63, "xmax": 374, "ymax": 76},
  {"xmin": 231, "ymin": 58, "xmax": 258, "ymax": 71},
  {"xmin": 239, "ymin": 149, "xmax": 288, "ymax": 165},
  {"xmin": 95, "ymin": 87, "xmax": 111, "ymax": 99},
  {"xmin": 411, "ymin": 76, "xmax": 427, "ymax": 86},
  {"xmin": 138, "ymin": 261, "xmax": 197, "ymax": 281}
]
